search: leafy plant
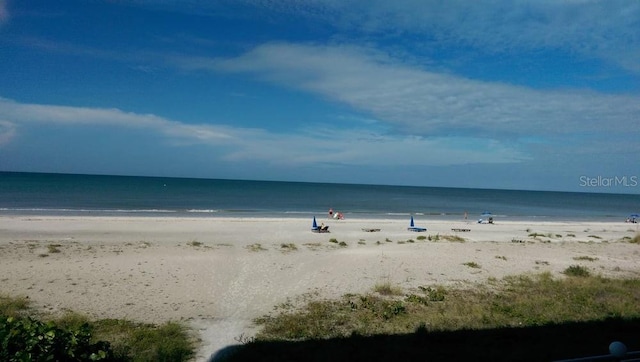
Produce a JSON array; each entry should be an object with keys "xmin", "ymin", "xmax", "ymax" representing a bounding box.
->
[
  {"xmin": 563, "ymin": 265, "xmax": 590, "ymax": 277},
  {"xmin": 0, "ymin": 316, "xmax": 112, "ymax": 361}
]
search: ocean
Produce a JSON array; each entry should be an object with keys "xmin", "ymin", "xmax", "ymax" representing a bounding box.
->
[{"xmin": 1, "ymin": 172, "xmax": 638, "ymax": 221}]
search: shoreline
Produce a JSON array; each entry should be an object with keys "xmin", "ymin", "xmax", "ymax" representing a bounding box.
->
[{"xmin": 1, "ymin": 215, "xmax": 638, "ymax": 361}]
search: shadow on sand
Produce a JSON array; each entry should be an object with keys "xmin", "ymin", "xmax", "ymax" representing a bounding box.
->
[{"xmin": 211, "ymin": 317, "xmax": 640, "ymax": 361}]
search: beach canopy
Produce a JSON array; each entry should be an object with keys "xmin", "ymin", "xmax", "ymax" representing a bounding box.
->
[
  {"xmin": 481, "ymin": 211, "xmax": 492, "ymax": 216},
  {"xmin": 630, "ymin": 214, "xmax": 640, "ymax": 218}
]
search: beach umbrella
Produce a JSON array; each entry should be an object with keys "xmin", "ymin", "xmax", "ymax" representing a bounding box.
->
[
  {"xmin": 481, "ymin": 211, "xmax": 492, "ymax": 217},
  {"xmin": 410, "ymin": 215, "xmax": 415, "ymax": 227},
  {"xmin": 312, "ymin": 216, "xmax": 318, "ymax": 228},
  {"xmin": 630, "ymin": 214, "xmax": 640, "ymax": 218}
]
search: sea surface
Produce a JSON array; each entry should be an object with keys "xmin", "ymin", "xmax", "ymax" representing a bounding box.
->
[{"xmin": 1, "ymin": 172, "xmax": 639, "ymax": 221}]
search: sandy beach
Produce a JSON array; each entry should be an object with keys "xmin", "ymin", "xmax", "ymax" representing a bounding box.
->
[{"xmin": 0, "ymin": 215, "xmax": 638, "ymax": 361}]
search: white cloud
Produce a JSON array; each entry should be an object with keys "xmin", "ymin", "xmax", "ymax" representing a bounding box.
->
[
  {"xmin": 181, "ymin": 43, "xmax": 640, "ymax": 138},
  {"xmin": 0, "ymin": 97, "xmax": 233, "ymax": 142},
  {"xmin": 0, "ymin": 97, "xmax": 524, "ymax": 167}
]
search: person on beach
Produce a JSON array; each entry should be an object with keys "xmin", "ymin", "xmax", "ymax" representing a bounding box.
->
[{"xmin": 329, "ymin": 208, "xmax": 333, "ymax": 218}]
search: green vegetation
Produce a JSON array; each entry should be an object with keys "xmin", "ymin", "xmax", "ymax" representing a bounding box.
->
[
  {"xmin": 246, "ymin": 243, "xmax": 267, "ymax": 252},
  {"xmin": 47, "ymin": 244, "xmax": 62, "ymax": 254},
  {"xmin": 440, "ymin": 235, "xmax": 465, "ymax": 242},
  {"xmin": 373, "ymin": 282, "xmax": 403, "ymax": 296},
  {"xmin": 329, "ymin": 238, "xmax": 338, "ymax": 244},
  {"xmin": 573, "ymin": 256, "xmax": 598, "ymax": 262},
  {"xmin": 463, "ymin": 262, "xmax": 481, "ymax": 269},
  {"xmin": 0, "ymin": 295, "xmax": 195, "ymax": 361},
  {"xmin": 253, "ymin": 273, "xmax": 640, "ymax": 342},
  {"xmin": 630, "ymin": 234, "xmax": 640, "ymax": 244},
  {"xmin": 528, "ymin": 232, "xmax": 545, "ymax": 238},
  {"xmin": 563, "ymin": 265, "xmax": 590, "ymax": 277},
  {"xmin": 280, "ymin": 243, "xmax": 298, "ymax": 251},
  {"xmin": 186, "ymin": 240, "xmax": 203, "ymax": 247},
  {"xmin": 416, "ymin": 235, "xmax": 427, "ymax": 241}
]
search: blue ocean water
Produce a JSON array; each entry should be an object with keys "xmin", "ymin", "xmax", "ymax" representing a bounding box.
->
[{"xmin": 1, "ymin": 172, "xmax": 638, "ymax": 221}]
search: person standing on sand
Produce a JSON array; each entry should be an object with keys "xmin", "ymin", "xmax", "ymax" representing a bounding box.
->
[{"xmin": 329, "ymin": 208, "xmax": 333, "ymax": 218}]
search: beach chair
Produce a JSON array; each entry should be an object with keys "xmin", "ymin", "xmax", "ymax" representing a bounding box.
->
[
  {"xmin": 311, "ymin": 216, "xmax": 329, "ymax": 233},
  {"xmin": 407, "ymin": 216, "xmax": 427, "ymax": 232}
]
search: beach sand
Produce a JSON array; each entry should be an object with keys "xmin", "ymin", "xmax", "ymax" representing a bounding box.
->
[{"xmin": 0, "ymin": 216, "xmax": 638, "ymax": 361}]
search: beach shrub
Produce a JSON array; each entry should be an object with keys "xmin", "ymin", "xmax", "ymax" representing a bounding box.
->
[
  {"xmin": 0, "ymin": 316, "xmax": 113, "ymax": 361},
  {"xmin": 338, "ymin": 241, "xmax": 348, "ymax": 247},
  {"xmin": 416, "ymin": 235, "xmax": 427, "ymax": 241},
  {"xmin": 373, "ymin": 282, "xmax": 403, "ymax": 296},
  {"xmin": 630, "ymin": 234, "xmax": 640, "ymax": 244},
  {"xmin": 247, "ymin": 243, "xmax": 267, "ymax": 252},
  {"xmin": 563, "ymin": 265, "xmax": 590, "ymax": 277},
  {"xmin": 47, "ymin": 244, "xmax": 62, "ymax": 254},
  {"xmin": 0, "ymin": 295, "xmax": 30, "ymax": 318},
  {"xmin": 280, "ymin": 243, "xmax": 297, "ymax": 251},
  {"xmin": 463, "ymin": 262, "xmax": 481, "ymax": 269},
  {"xmin": 0, "ymin": 295, "xmax": 195, "ymax": 362},
  {"xmin": 329, "ymin": 238, "xmax": 338, "ymax": 243}
]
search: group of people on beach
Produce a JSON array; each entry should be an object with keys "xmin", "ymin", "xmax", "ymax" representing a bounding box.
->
[{"xmin": 328, "ymin": 208, "xmax": 344, "ymax": 220}]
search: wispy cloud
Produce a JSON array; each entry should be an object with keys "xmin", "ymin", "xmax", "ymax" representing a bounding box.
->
[
  {"xmin": 0, "ymin": 97, "xmax": 233, "ymax": 142},
  {"xmin": 284, "ymin": 0, "xmax": 640, "ymax": 74},
  {"xmin": 174, "ymin": 43, "xmax": 640, "ymax": 139},
  {"xmin": 125, "ymin": 0, "xmax": 640, "ymax": 74},
  {"xmin": 0, "ymin": 97, "xmax": 525, "ymax": 166}
]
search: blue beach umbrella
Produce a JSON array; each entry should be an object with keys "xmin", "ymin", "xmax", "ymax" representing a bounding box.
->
[
  {"xmin": 410, "ymin": 215, "xmax": 415, "ymax": 227},
  {"xmin": 312, "ymin": 216, "xmax": 318, "ymax": 229},
  {"xmin": 630, "ymin": 214, "xmax": 640, "ymax": 218}
]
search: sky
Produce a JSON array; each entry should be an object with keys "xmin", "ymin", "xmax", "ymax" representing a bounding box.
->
[{"xmin": 0, "ymin": 0, "xmax": 639, "ymax": 193}]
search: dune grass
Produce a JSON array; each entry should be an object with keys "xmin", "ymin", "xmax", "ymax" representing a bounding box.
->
[{"xmin": 253, "ymin": 273, "xmax": 640, "ymax": 341}]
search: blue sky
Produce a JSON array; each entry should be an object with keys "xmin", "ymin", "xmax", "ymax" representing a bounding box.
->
[{"xmin": 0, "ymin": 0, "xmax": 639, "ymax": 193}]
